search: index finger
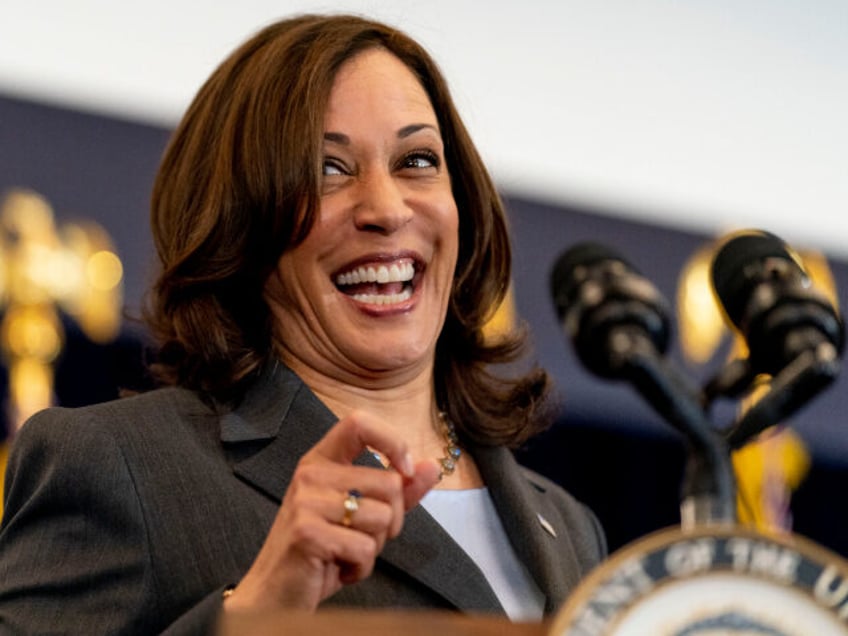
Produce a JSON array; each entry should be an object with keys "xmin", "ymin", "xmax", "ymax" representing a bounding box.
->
[{"xmin": 308, "ymin": 410, "xmax": 415, "ymax": 478}]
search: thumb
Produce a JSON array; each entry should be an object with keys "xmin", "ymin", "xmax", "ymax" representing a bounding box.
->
[{"xmin": 402, "ymin": 459, "xmax": 443, "ymax": 510}]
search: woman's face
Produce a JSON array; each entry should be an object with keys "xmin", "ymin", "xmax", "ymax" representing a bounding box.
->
[{"xmin": 265, "ymin": 48, "xmax": 459, "ymax": 384}]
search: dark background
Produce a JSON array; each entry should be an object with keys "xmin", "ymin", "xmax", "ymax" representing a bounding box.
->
[{"xmin": 2, "ymin": 92, "xmax": 846, "ymax": 559}]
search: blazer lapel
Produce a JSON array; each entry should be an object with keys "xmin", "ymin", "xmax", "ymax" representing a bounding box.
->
[
  {"xmin": 220, "ymin": 363, "xmax": 332, "ymax": 501},
  {"xmin": 473, "ymin": 445, "xmax": 584, "ymax": 614},
  {"xmin": 219, "ymin": 364, "xmax": 502, "ymax": 612},
  {"xmin": 378, "ymin": 505, "xmax": 503, "ymax": 613}
]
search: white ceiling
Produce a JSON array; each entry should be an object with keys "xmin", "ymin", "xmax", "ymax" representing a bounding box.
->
[{"xmin": 1, "ymin": 0, "xmax": 846, "ymax": 258}]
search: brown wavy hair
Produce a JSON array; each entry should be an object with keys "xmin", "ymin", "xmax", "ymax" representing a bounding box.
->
[{"xmin": 145, "ymin": 14, "xmax": 552, "ymax": 447}]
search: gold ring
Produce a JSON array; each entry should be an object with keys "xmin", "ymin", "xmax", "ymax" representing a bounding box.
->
[{"xmin": 341, "ymin": 489, "xmax": 362, "ymax": 527}]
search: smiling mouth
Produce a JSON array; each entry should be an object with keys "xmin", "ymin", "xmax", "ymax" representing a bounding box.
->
[{"xmin": 334, "ymin": 259, "xmax": 417, "ymax": 306}]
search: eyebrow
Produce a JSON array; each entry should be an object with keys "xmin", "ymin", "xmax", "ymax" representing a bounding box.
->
[
  {"xmin": 398, "ymin": 123, "xmax": 439, "ymax": 138},
  {"xmin": 323, "ymin": 123, "xmax": 439, "ymax": 145}
]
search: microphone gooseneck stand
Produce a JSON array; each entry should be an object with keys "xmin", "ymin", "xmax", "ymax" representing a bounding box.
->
[
  {"xmin": 600, "ymin": 325, "xmax": 736, "ymax": 528},
  {"xmin": 721, "ymin": 341, "xmax": 841, "ymax": 450},
  {"xmin": 598, "ymin": 325, "xmax": 843, "ymax": 530},
  {"xmin": 612, "ymin": 299, "xmax": 843, "ymax": 529}
]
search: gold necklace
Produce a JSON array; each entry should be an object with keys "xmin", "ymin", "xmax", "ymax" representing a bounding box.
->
[
  {"xmin": 367, "ymin": 412, "xmax": 462, "ymax": 479},
  {"xmin": 436, "ymin": 411, "xmax": 462, "ymax": 480}
]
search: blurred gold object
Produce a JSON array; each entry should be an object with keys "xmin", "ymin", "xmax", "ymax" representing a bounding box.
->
[
  {"xmin": 676, "ymin": 244, "xmax": 727, "ymax": 365},
  {"xmin": 482, "ymin": 284, "xmax": 517, "ymax": 343},
  {"xmin": 677, "ymin": 232, "xmax": 838, "ymax": 534},
  {"xmin": 733, "ymin": 425, "xmax": 811, "ymax": 532},
  {"xmin": 0, "ymin": 188, "xmax": 123, "ymax": 430}
]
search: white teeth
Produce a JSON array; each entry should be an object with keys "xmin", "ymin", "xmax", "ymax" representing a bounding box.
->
[
  {"xmin": 336, "ymin": 261, "xmax": 414, "ymax": 286},
  {"xmin": 352, "ymin": 288, "xmax": 413, "ymax": 305},
  {"xmin": 335, "ymin": 261, "xmax": 416, "ymax": 306}
]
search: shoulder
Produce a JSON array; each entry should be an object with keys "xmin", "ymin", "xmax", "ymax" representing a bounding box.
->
[
  {"xmin": 516, "ymin": 463, "xmax": 575, "ymax": 503},
  {"xmin": 518, "ymin": 462, "xmax": 608, "ymax": 561},
  {"xmin": 474, "ymin": 445, "xmax": 607, "ymax": 560},
  {"xmin": 477, "ymin": 444, "xmax": 587, "ymax": 511},
  {"xmin": 15, "ymin": 386, "xmax": 211, "ymax": 445},
  {"xmin": 0, "ymin": 388, "xmax": 219, "ymax": 633},
  {"xmin": 6, "ymin": 387, "xmax": 217, "ymax": 491},
  {"xmin": 515, "ymin": 461, "xmax": 585, "ymax": 513}
]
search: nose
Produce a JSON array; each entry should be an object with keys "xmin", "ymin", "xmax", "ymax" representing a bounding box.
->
[{"xmin": 352, "ymin": 170, "xmax": 413, "ymax": 234}]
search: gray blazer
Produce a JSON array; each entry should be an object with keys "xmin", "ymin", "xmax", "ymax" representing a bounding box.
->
[{"xmin": 0, "ymin": 364, "xmax": 606, "ymax": 634}]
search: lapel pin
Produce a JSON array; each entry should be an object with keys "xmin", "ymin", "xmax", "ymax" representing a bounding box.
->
[{"xmin": 537, "ymin": 513, "xmax": 557, "ymax": 538}]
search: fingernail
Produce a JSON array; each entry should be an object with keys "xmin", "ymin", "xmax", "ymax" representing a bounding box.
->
[{"xmin": 400, "ymin": 452, "xmax": 414, "ymax": 477}]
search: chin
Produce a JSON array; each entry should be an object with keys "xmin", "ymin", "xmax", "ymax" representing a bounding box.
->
[{"xmin": 348, "ymin": 342, "xmax": 434, "ymax": 374}]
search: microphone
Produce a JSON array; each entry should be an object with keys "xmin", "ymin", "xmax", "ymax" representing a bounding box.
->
[
  {"xmin": 710, "ymin": 230, "xmax": 844, "ymax": 378},
  {"xmin": 550, "ymin": 241, "xmax": 736, "ymax": 524},
  {"xmin": 549, "ymin": 242, "xmax": 671, "ymax": 380},
  {"xmin": 709, "ymin": 229, "xmax": 844, "ymax": 447}
]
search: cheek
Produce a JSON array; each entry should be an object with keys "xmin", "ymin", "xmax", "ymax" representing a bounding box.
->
[
  {"xmin": 442, "ymin": 204, "xmax": 460, "ymax": 262},
  {"xmin": 264, "ymin": 256, "xmax": 302, "ymax": 309},
  {"xmin": 433, "ymin": 188, "xmax": 458, "ymax": 234}
]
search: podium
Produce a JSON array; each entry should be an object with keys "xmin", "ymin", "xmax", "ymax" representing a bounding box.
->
[
  {"xmin": 549, "ymin": 525, "xmax": 848, "ymax": 635},
  {"xmin": 216, "ymin": 523, "xmax": 848, "ymax": 635},
  {"xmin": 218, "ymin": 608, "xmax": 548, "ymax": 636}
]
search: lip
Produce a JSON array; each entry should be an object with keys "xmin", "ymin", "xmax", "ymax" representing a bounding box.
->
[{"xmin": 332, "ymin": 250, "xmax": 425, "ymax": 316}]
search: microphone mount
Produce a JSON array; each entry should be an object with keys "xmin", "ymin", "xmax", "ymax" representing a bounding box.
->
[
  {"xmin": 707, "ymin": 230, "xmax": 845, "ymax": 448},
  {"xmin": 724, "ymin": 341, "xmax": 841, "ymax": 449},
  {"xmin": 611, "ymin": 330, "xmax": 737, "ymax": 526}
]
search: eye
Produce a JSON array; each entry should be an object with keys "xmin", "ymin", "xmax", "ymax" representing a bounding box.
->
[
  {"xmin": 399, "ymin": 149, "xmax": 441, "ymax": 170},
  {"xmin": 322, "ymin": 157, "xmax": 349, "ymax": 176}
]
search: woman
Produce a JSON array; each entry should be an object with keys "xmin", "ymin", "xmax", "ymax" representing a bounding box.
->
[{"xmin": 0, "ymin": 14, "xmax": 606, "ymax": 634}]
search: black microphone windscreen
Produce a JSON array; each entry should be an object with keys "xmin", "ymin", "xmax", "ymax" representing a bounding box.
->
[
  {"xmin": 550, "ymin": 242, "xmax": 633, "ymax": 321},
  {"xmin": 549, "ymin": 241, "xmax": 672, "ymax": 379},
  {"xmin": 710, "ymin": 228, "xmax": 844, "ymax": 377},
  {"xmin": 710, "ymin": 230, "xmax": 800, "ymax": 329}
]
